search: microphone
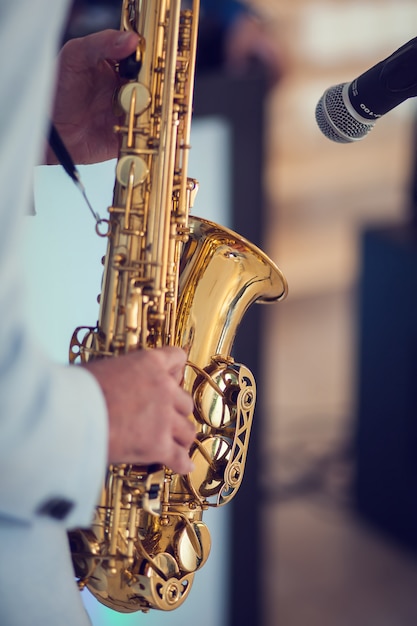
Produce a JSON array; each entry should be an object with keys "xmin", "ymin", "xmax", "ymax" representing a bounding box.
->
[{"xmin": 315, "ymin": 36, "xmax": 417, "ymax": 143}]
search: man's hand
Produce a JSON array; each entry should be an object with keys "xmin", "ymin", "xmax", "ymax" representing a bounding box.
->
[
  {"xmin": 84, "ymin": 347, "xmax": 196, "ymax": 475},
  {"xmin": 48, "ymin": 29, "xmax": 139, "ymax": 166}
]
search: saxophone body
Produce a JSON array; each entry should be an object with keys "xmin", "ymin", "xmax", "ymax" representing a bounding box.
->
[{"xmin": 69, "ymin": 0, "xmax": 287, "ymax": 613}]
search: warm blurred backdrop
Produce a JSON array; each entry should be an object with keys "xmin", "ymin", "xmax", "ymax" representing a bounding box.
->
[{"xmin": 255, "ymin": 1, "xmax": 417, "ymax": 625}]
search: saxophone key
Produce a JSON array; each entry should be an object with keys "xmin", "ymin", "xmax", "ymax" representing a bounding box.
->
[
  {"xmin": 174, "ymin": 520, "xmax": 211, "ymax": 573},
  {"xmin": 118, "ymin": 82, "xmax": 151, "ymax": 116},
  {"xmin": 116, "ymin": 154, "xmax": 148, "ymax": 188}
]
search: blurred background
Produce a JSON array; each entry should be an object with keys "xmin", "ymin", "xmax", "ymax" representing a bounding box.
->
[
  {"xmin": 32, "ymin": 1, "xmax": 417, "ymax": 625},
  {"xmin": 257, "ymin": 1, "xmax": 417, "ymax": 626}
]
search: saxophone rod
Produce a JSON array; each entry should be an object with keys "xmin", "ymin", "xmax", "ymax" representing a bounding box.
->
[{"xmin": 48, "ymin": 123, "xmax": 101, "ymax": 224}]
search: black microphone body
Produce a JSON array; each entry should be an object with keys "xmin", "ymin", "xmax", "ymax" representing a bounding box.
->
[{"xmin": 316, "ymin": 36, "xmax": 417, "ymax": 143}]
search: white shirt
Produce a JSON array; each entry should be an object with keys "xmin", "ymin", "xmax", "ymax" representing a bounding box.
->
[{"xmin": 0, "ymin": 0, "xmax": 107, "ymax": 531}]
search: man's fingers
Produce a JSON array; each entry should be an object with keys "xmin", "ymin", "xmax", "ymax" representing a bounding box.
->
[
  {"xmin": 160, "ymin": 346, "xmax": 189, "ymax": 383},
  {"xmin": 168, "ymin": 444, "xmax": 195, "ymax": 475},
  {"xmin": 87, "ymin": 345, "xmax": 196, "ymax": 467},
  {"xmin": 173, "ymin": 385, "xmax": 194, "ymax": 418},
  {"xmin": 173, "ymin": 413, "xmax": 196, "ymax": 447},
  {"xmin": 69, "ymin": 29, "xmax": 139, "ymax": 68},
  {"xmin": 111, "ymin": 30, "xmax": 140, "ymax": 59}
]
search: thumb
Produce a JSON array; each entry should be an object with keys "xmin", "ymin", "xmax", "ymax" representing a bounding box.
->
[
  {"xmin": 105, "ymin": 30, "xmax": 140, "ymax": 62},
  {"xmin": 69, "ymin": 29, "xmax": 139, "ymax": 68}
]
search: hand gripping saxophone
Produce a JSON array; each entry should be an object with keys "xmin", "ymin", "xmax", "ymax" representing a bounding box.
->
[{"xmin": 69, "ymin": 0, "xmax": 287, "ymax": 613}]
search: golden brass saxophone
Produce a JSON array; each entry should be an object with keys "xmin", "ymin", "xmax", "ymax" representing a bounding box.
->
[{"xmin": 69, "ymin": 0, "xmax": 287, "ymax": 613}]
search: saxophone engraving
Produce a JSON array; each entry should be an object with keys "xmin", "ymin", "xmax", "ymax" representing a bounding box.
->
[{"xmin": 69, "ymin": 0, "xmax": 287, "ymax": 613}]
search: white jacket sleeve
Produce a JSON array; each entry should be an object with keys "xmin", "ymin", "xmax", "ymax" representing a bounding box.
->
[
  {"xmin": 0, "ymin": 313, "xmax": 108, "ymax": 529},
  {"xmin": 0, "ymin": 0, "xmax": 108, "ymax": 529}
]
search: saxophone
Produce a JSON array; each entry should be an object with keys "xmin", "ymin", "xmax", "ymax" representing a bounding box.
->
[{"xmin": 69, "ymin": 0, "xmax": 287, "ymax": 613}]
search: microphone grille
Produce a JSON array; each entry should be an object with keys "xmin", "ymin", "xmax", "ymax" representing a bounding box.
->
[{"xmin": 315, "ymin": 83, "xmax": 374, "ymax": 143}]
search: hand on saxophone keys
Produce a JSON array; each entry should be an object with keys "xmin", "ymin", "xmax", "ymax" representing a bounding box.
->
[
  {"xmin": 84, "ymin": 346, "xmax": 196, "ymax": 475},
  {"xmin": 45, "ymin": 29, "xmax": 140, "ymax": 166}
]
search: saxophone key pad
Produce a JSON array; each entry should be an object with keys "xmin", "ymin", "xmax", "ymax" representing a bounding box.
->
[
  {"xmin": 174, "ymin": 521, "xmax": 211, "ymax": 572},
  {"xmin": 116, "ymin": 154, "xmax": 149, "ymax": 187},
  {"xmin": 118, "ymin": 82, "xmax": 151, "ymax": 116}
]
